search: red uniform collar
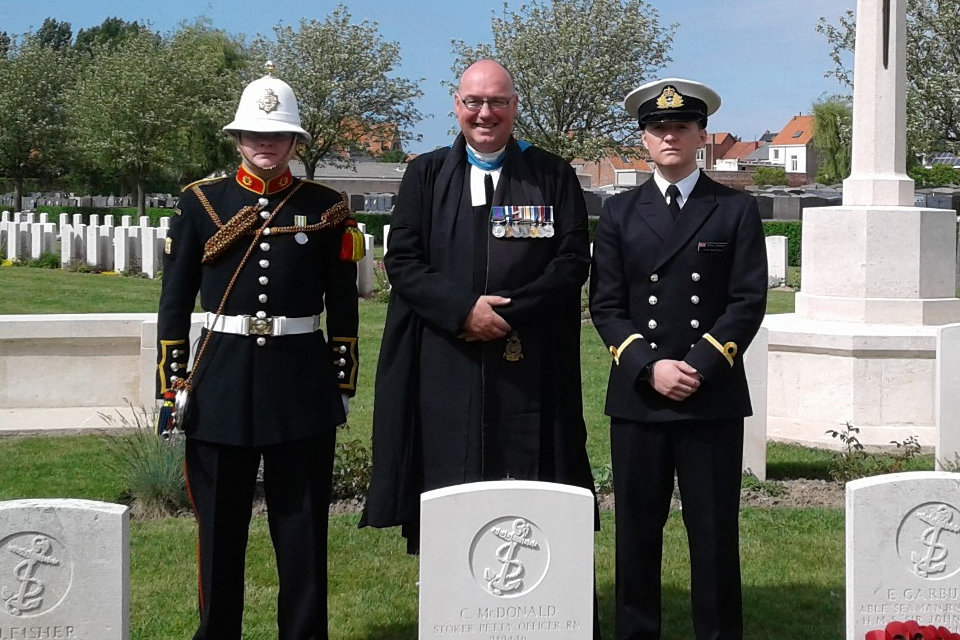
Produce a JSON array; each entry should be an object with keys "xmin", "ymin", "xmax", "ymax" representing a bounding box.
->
[{"xmin": 235, "ymin": 165, "xmax": 295, "ymax": 195}]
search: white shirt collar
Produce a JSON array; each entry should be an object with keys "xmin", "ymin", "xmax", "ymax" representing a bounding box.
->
[{"xmin": 652, "ymin": 168, "xmax": 701, "ymax": 208}]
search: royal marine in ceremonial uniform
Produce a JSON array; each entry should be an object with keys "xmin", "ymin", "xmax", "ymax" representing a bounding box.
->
[
  {"xmin": 156, "ymin": 67, "xmax": 361, "ymax": 640},
  {"xmin": 590, "ymin": 79, "xmax": 767, "ymax": 640}
]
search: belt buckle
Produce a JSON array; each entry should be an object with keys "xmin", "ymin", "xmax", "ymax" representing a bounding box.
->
[{"xmin": 248, "ymin": 317, "xmax": 274, "ymax": 336}]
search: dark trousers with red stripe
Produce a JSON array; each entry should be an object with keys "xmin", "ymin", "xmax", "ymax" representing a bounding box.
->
[
  {"xmin": 185, "ymin": 431, "xmax": 336, "ymax": 640},
  {"xmin": 611, "ymin": 417, "xmax": 744, "ymax": 640}
]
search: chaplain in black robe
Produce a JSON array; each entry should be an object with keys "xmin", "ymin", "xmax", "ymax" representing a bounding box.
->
[{"xmin": 361, "ymin": 62, "xmax": 596, "ymax": 550}]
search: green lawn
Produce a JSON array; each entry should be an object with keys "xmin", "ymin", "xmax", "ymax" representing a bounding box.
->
[
  {"xmin": 0, "ymin": 433, "xmax": 846, "ymax": 640},
  {"xmin": 0, "ymin": 265, "xmax": 877, "ymax": 639}
]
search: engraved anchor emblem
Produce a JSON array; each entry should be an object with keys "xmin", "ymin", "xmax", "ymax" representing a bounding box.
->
[
  {"xmin": 912, "ymin": 504, "xmax": 960, "ymax": 578},
  {"xmin": 483, "ymin": 518, "xmax": 539, "ymax": 595},
  {"xmin": 2, "ymin": 535, "xmax": 60, "ymax": 615}
]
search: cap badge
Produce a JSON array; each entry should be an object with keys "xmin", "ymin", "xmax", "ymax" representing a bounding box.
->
[
  {"xmin": 258, "ymin": 88, "xmax": 280, "ymax": 114},
  {"xmin": 656, "ymin": 86, "xmax": 685, "ymax": 110}
]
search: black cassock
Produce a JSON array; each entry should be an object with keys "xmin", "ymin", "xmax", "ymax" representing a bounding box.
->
[{"xmin": 362, "ymin": 135, "xmax": 596, "ymax": 545}]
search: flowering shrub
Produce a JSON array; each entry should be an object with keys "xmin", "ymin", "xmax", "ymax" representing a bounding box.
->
[{"xmin": 866, "ymin": 620, "xmax": 960, "ymax": 640}]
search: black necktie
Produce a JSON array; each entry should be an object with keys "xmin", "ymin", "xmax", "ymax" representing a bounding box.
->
[
  {"xmin": 484, "ymin": 173, "xmax": 495, "ymax": 208},
  {"xmin": 666, "ymin": 184, "xmax": 681, "ymax": 220}
]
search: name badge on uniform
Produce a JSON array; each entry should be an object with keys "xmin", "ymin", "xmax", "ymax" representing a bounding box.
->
[{"xmin": 697, "ymin": 241, "xmax": 727, "ymax": 253}]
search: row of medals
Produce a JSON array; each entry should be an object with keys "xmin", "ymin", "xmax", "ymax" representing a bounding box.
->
[{"xmin": 491, "ymin": 206, "xmax": 555, "ymax": 239}]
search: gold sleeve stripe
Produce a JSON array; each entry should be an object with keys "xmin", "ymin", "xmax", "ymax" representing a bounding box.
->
[
  {"xmin": 158, "ymin": 339, "xmax": 187, "ymax": 394},
  {"xmin": 704, "ymin": 333, "xmax": 737, "ymax": 367},
  {"xmin": 609, "ymin": 333, "xmax": 644, "ymax": 366}
]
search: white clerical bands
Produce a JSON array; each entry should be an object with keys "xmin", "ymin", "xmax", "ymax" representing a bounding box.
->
[
  {"xmin": 608, "ymin": 332, "xmax": 737, "ymax": 368},
  {"xmin": 203, "ymin": 312, "xmax": 321, "ymax": 337}
]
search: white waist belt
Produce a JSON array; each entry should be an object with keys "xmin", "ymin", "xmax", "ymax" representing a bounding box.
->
[{"xmin": 203, "ymin": 312, "xmax": 321, "ymax": 337}]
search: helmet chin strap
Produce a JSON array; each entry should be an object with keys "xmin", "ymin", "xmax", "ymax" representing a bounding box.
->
[{"xmin": 236, "ymin": 136, "xmax": 297, "ymax": 178}]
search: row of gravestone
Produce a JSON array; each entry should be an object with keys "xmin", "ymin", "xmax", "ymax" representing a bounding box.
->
[
  {"xmin": 4, "ymin": 473, "xmax": 952, "ymax": 639},
  {"xmin": 0, "ymin": 212, "xmax": 379, "ymax": 296},
  {"xmin": 0, "ymin": 194, "xmax": 177, "ymax": 210}
]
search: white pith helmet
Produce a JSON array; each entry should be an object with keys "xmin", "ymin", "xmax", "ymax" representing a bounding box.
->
[{"xmin": 223, "ymin": 61, "xmax": 311, "ymax": 143}]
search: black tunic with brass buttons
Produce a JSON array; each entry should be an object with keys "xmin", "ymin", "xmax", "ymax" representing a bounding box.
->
[
  {"xmin": 589, "ymin": 173, "xmax": 767, "ymax": 422},
  {"xmin": 156, "ymin": 167, "xmax": 359, "ymax": 446}
]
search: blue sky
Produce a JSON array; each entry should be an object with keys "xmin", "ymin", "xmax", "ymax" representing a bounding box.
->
[{"xmin": 1, "ymin": 0, "xmax": 855, "ymax": 153}]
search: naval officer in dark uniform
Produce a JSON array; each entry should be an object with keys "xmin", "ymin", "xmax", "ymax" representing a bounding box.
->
[
  {"xmin": 156, "ymin": 67, "xmax": 360, "ymax": 640},
  {"xmin": 589, "ymin": 79, "xmax": 767, "ymax": 640},
  {"xmin": 362, "ymin": 59, "xmax": 596, "ymax": 551}
]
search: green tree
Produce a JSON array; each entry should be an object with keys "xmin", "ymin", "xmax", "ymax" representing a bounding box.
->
[
  {"xmin": 753, "ymin": 166, "xmax": 789, "ymax": 187},
  {"xmin": 74, "ymin": 17, "xmax": 145, "ymax": 55},
  {"xmin": 32, "ymin": 18, "xmax": 72, "ymax": 51},
  {"xmin": 377, "ymin": 148, "xmax": 408, "ymax": 163},
  {"xmin": 169, "ymin": 21, "xmax": 247, "ymax": 184},
  {"xmin": 812, "ymin": 97, "xmax": 852, "ymax": 184},
  {"xmin": 0, "ymin": 36, "xmax": 73, "ymax": 211},
  {"xmin": 819, "ymin": 1, "xmax": 960, "ymax": 154},
  {"xmin": 452, "ymin": 0, "xmax": 676, "ymax": 162},
  {"xmin": 250, "ymin": 6, "xmax": 424, "ymax": 180},
  {"xmin": 0, "ymin": 32, "xmax": 10, "ymax": 57},
  {"xmin": 909, "ymin": 164, "xmax": 960, "ymax": 187},
  {"xmin": 67, "ymin": 27, "xmax": 240, "ymax": 215}
]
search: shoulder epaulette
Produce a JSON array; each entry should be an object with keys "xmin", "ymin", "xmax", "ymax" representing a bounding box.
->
[{"xmin": 181, "ymin": 175, "xmax": 227, "ymax": 193}]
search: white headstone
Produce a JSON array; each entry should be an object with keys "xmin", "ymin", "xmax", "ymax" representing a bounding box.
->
[
  {"xmin": 60, "ymin": 225, "xmax": 74, "ymax": 267},
  {"xmin": 71, "ymin": 214, "xmax": 82, "ymax": 229},
  {"xmin": 0, "ymin": 222, "xmax": 8, "ymax": 261},
  {"xmin": 89, "ymin": 214, "xmax": 100, "ymax": 228},
  {"xmin": 84, "ymin": 225, "xmax": 99, "ymax": 268},
  {"xmin": 0, "ymin": 499, "xmax": 129, "ymax": 640},
  {"xmin": 114, "ymin": 226, "xmax": 131, "ymax": 274},
  {"xmin": 139, "ymin": 217, "xmax": 150, "ymax": 228},
  {"xmin": 846, "ymin": 472, "xmax": 960, "ymax": 639},
  {"xmin": 765, "ymin": 235, "xmax": 788, "ymax": 286},
  {"xmin": 743, "ymin": 326, "xmax": 768, "ymax": 480},
  {"xmin": 58, "ymin": 213, "xmax": 68, "ymax": 230},
  {"xmin": 936, "ymin": 324, "xmax": 960, "ymax": 469},
  {"xmin": 357, "ymin": 234, "xmax": 376, "ymax": 297},
  {"xmin": 142, "ymin": 227, "xmax": 160, "ymax": 279},
  {"xmin": 121, "ymin": 215, "xmax": 131, "ymax": 228},
  {"xmin": 419, "ymin": 480, "xmax": 594, "ymax": 640}
]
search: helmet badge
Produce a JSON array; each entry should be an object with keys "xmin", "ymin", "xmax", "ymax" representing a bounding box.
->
[{"xmin": 258, "ymin": 88, "xmax": 280, "ymax": 114}]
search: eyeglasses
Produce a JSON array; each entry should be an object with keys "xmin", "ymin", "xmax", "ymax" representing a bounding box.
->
[{"xmin": 457, "ymin": 93, "xmax": 516, "ymax": 111}]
